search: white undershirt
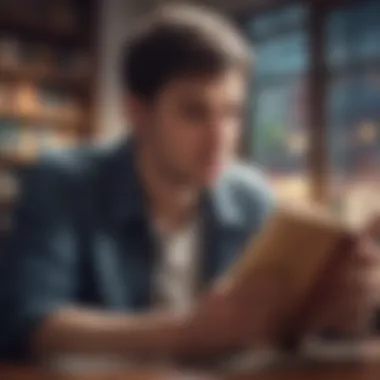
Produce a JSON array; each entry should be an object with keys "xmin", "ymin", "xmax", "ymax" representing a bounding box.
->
[
  {"xmin": 153, "ymin": 218, "xmax": 201, "ymax": 313},
  {"xmin": 49, "ymin": 220, "xmax": 202, "ymax": 371}
]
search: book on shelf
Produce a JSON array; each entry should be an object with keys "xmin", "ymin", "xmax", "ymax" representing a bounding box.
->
[
  {"xmin": 0, "ymin": 81, "xmax": 83, "ymax": 124},
  {"xmin": 0, "ymin": 0, "xmax": 79, "ymax": 35},
  {"xmin": 0, "ymin": 36, "xmax": 91, "ymax": 81}
]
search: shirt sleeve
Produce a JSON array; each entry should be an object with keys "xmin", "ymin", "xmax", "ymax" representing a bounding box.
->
[{"xmin": 0, "ymin": 159, "xmax": 80, "ymax": 361}]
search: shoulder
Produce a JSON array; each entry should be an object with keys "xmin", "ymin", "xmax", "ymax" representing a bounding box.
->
[
  {"xmin": 17, "ymin": 140, "xmax": 127, "ymax": 212},
  {"xmin": 24, "ymin": 140, "xmax": 124, "ymax": 186},
  {"xmin": 222, "ymin": 161, "xmax": 274, "ymax": 202},
  {"xmin": 217, "ymin": 161, "xmax": 276, "ymax": 229}
]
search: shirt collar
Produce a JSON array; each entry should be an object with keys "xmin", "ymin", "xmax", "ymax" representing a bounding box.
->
[
  {"xmin": 104, "ymin": 137, "xmax": 147, "ymax": 227},
  {"xmin": 202, "ymin": 177, "xmax": 245, "ymax": 229}
]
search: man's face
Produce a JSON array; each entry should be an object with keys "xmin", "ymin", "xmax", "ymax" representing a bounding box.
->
[{"xmin": 129, "ymin": 70, "xmax": 246, "ymax": 187}]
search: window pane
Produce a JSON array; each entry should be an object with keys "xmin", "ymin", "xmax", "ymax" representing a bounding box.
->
[
  {"xmin": 253, "ymin": 78, "xmax": 309, "ymax": 202},
  {"xmin": 255, "ymin": 31, "xmax": 308, "ymax": 77},
  {"xmin": 247, "ymin": 4, "xmax": 307, "ymax": 40},
  {"xmin": 245, "ymin": 4, "xmax": 309, "ymax": 202},
  {"xmin": 326, "ymin": 0, "xmax": 380, "ymax": 67},
  {"xmin": 327, "ymin": 71, "xmax": 380, "ymax": 225}
]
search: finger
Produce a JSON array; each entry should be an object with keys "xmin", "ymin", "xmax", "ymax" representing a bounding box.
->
[
  {"xmin": 303, "ymin": 265, "xmax": 370, "ymax": 333},
  {"xmin": 352, "ymin": 215, "xmax": 380, "ymax": 266},
  {"xmin": 361, "ymin": 215, "xmax": 380, "ymax": 241},
  {"xmin": 364, "ymin": 269, "xmax": 380, "ymax": 306},
  {"xmin": 313, "ymin": 250, "xmax": 358, "ymax": 301},
  {"xmin": 333, "ymin": 236, "xmax": 379, "ymax": 273},
  {"xmin": 323, "ymin": 236, "xmax": 358, "ymax": 285},
  {"xmin": 330, "ymin": 272, "xmax": 377, "ymax": 334},
  {"xmin": 355, "ymin": 239, "xmax": 380, "ymax": 266}
]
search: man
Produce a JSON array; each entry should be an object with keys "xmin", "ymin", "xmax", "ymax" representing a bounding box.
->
[{"xmin": 0, "ymin": 4, "xmax": 379, "ymax": 362}]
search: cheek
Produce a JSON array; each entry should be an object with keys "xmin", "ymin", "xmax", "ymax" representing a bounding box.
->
[
  {"xmin": 154, "ymin": 105, "xmax": 241, "ymax": 165},
  {"xmin": 187, "ymin": 123, "xmax": 241, "ymax": 163},
  {"xmin": 154, "ymin": 112, "xmax": 199, "ymax": 161},
  {"xmin": 224, "ymin": 122, "xmax": 241, "ymax": 149}
]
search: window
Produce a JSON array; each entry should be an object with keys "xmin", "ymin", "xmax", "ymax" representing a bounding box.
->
[
  {"xmin": 326, "ymin": 1, "xmax": 380, "ymax": 67},
  {"xmin": 242, "ymin": 0, "xmax": 380, "ymax": 217},
  {"xmin": 326, "ymin": 0, "xmax": 380, "ymax": 225},
  {"xmin": 244, "ymin": 4, "xmax": 310, "ymax": 203}
]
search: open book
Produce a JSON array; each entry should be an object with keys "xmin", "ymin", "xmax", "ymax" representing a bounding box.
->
[{"xmin": 217, "ymin": 204, "xmax": 358, "ymax": 341}]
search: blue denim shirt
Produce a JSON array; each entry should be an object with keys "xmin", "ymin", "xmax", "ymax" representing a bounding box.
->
[{"xmin": 0, "ymin": 138, "xmax": 274, "ymax": 360}]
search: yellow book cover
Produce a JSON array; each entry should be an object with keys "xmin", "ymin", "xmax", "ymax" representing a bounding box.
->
[{"xmin": 217, "ymin": 203, "xmax": 357, "ymax": 340}]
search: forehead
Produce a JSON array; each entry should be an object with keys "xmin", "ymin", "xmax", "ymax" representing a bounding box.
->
[{"xmin": 158, "ymin": 70, "xmax": 247, "ymax": 103}]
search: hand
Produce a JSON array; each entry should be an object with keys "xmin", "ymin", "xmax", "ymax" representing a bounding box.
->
[
  {"xmin": 178, "ymin": 274, "xmax": 287, "ymax": 359},
  {"xmin": 302, "ymin": 216, "xmax": 380, "ymax": 337}
]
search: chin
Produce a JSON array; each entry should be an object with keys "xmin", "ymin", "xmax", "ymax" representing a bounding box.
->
[{"xmin": 198, "ymin": 166, "xmax": 224, "ymax": 187}]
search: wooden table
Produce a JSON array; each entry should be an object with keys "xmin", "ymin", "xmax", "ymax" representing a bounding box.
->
[
  {"xmin": 3, "ymin": 340, "xmax": 380, "ymax": 380},
  {"xmin": 1, "ymin": 362, "xmax": 380, "ymax": 380}
]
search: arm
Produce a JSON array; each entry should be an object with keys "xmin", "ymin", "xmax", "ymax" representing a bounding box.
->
[
  {"xmin": 0, "ymin": 159, "xmax": 186, "ymax": 361},
  {"xmin": 30, "ymin": 307, "xmax": 185, "ymax": 358}
]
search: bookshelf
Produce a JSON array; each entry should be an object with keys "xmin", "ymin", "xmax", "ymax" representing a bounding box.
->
[
  {"xmin": 0, "ymin": 0, "xmax": 99, "ymax": 241},
  {"xmin": 0, "ymin": 65, "xmax": 91, "ymax": 92}
]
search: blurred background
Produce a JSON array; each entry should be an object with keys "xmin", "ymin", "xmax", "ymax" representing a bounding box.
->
[{"xmin": 0, "ymin": 0, "xmax": 379, "ymax": 249}]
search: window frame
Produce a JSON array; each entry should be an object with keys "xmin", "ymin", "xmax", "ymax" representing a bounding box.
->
[{"xmin": 235, "ymin": 0, "xmax": 377, "ymax": 204}]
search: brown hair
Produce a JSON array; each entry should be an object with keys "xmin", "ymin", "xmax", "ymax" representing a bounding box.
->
[{"xmin": 122, "ymin": 3, "xmax": 252, "ymax": 100}]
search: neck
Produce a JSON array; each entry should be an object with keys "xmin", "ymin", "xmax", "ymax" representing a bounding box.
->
[{"xmin": 136, "ymin": 147, "xmax": 200, "ymax": 232}]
